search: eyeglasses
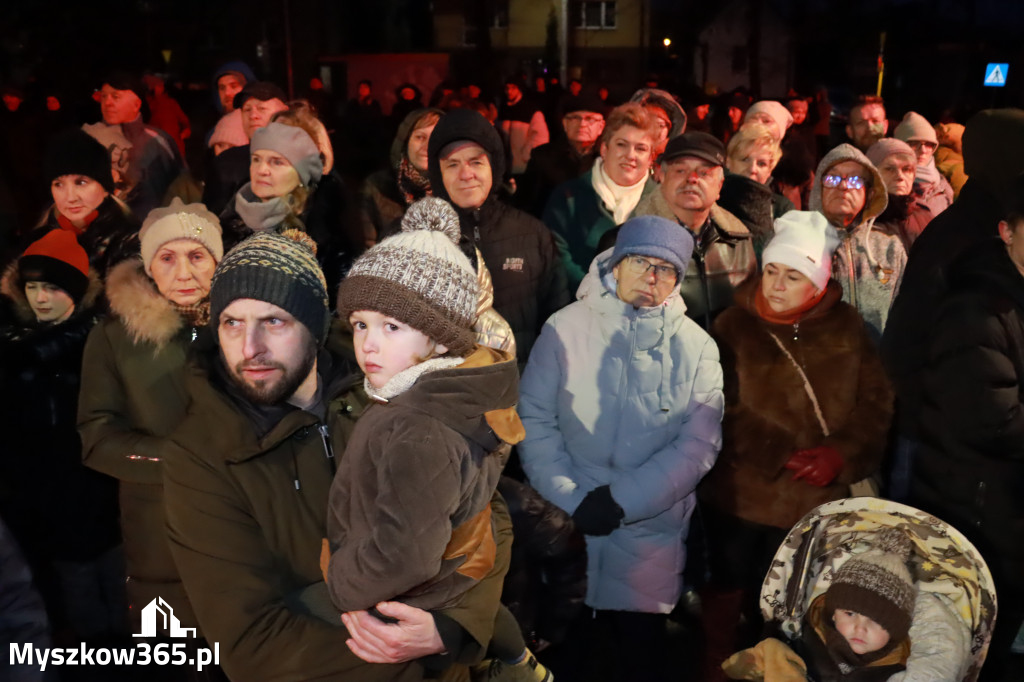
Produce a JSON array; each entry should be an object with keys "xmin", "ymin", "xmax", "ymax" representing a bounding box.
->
[
  {"xmin": 822, "ymin": 174, "xmax": 866, "ymax": 190},
  {"xmin": 564, "ymin": 113, "xmax": 604, "ymax": 125},
  {"xmin": 907, "ymin": 140, "xmax": 938, "ymax": 151},
  {"xmin": 623, "ymin": 255, "xmax": 679, "ymax": 282}
]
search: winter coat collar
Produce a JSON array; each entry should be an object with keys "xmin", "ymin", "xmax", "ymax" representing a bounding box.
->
[
  {"xmin": 382, "ymin": 345, "xmax": 524, "ymax": 447},
  {"xmin": 809, "ymin": 144, "xmax": 888, "ymax": 228},
  {"xmin": 733, "ymin": 276, "xmax": 843, "ymax": 324},
  {"xmin": 633, "ymin": 187, "xmax": 750, "ymax": 241},
  {"xmin": 104, "ymin": 258, "xmax": 187, "ymax": 348},
  {"xmin": 1, "ymin": 256, "xmax": 102, "ymax": 325}
]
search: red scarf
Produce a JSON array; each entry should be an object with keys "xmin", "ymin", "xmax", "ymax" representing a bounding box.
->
[
  {"xmin": 56, "ymin": 209, "xmax": 99, "ymax": 234},
  {"xmin": 754, "ymin": 283, "xmax": 828, "ymax": 325}
]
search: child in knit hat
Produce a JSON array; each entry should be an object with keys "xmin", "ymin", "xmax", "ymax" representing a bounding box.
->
[{"xmin": 326, "ymin": 196, "xmax": 551, "ymax": 681}]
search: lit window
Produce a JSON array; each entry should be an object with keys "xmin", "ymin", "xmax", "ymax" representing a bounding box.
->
[{"xmin": 572, "ymin": 1, "xmax": 617, "ymax": 30}]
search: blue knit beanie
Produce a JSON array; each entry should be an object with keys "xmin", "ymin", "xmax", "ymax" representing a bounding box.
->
[{"xmin": 610, "ymin": 215, "xmax": 695, "ymax": 277}]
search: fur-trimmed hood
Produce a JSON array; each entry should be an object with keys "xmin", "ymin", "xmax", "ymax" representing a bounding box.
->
[
  {"xmin": 809, "ymin": 144, "xmax": 888, "ymax": 227},
  {"xmin": 104, "ymin": 257, "xmax": 186, "ymax": 348},
  {"xmin": 0, "ymin": 259, "xmax": 102, "ymax": 325}
]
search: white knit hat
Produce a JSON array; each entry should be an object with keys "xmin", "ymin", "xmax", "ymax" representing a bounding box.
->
[
  {"xmin": 762, "ymin": 211, "xmax": 841, "ymax": 290},
  {"xmin": 744, "ymin": 101, "xmax": 794, "ymax": 140},
  {"xmin": 140, "ymin": 198, "xmax": 225, "ymax": 276}
]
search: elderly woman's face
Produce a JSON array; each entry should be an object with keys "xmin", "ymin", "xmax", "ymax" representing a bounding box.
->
[
  {"xmin": 877, "ymin": 154, "xmax": 916, "ymax": 196},
  {"xmin": 150, "ymin": 239, "xmax": 218, "ymax": 306},
  {"xmin": 51, "ymin": 174, "xmax": 108, "ymax": 227},
  {"xmin": 727, "ymin": 142, "xmax": 776, "ymax": 185},
  {"xmin": 250, "ymin": 149, "xmax": 301, "ymax": 200},
  {"xmin": 762, "ymin": 262, "xmax": 819, "ymax": 313}
]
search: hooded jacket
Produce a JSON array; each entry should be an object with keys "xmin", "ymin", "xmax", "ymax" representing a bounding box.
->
[
  {"xmin": 359, "ymin": 108, "xmax": 443, "ymax": 244},
  {"xmin": 518, "ymin": 248, "xmax": 723, "ymax": 613},
  {"xmin": 428, "ymin": 109, "xmax": 570, "ymax": 361},
  {"xmin": 327, "ymin": 346, "xmax": 522, "ymax": 613},
  {"xmin": 881, "ymin": 109, "xmax": 1024, "ymax": 437},
  {"xmin": 210, "ymin": 61, "xmax": 256, "ymax": 114},
  {"xmin": 78, "ymin": 258, "xmax": 205, "ymax": 631},
  {"xmin": 163, "ymin": 341, "xmax": 512, "ymax": 681},
  {"xmin": 810, "ymin": 144, "xmax": 904, "ymax": 340},
  {"xmin": 0, "ymin": 265, "xmax": 118, "ymax": 562},
  {"xmin": 631, "ymin": 188, "xmax": 757, "ymax": 330},
  {"xmin": 701, "ymin": 278, "xmax": 893, "ymax": 529},
  {"xmin": 913, "ymin": 238, "xmax": 1024, "ymax": 586}
]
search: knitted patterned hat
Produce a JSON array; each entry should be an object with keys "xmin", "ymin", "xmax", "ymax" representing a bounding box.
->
[
  {"xmin": 825, "ymin": 528, "xmax": 917, "ymax": 644},
  {"xmin": 210, "ymin": 230, "xmax": 330, "ymax": 344},
  {"xmin": 337, "ymin": 197, "xmax": 479, "ymax": 356},
  {"xmin": 139, "ymin": 198, "xmax": 225, "ymax": 276},
  {"xmin": 19, "ymin": 229, "xmax": 90, "ymax": 303}
]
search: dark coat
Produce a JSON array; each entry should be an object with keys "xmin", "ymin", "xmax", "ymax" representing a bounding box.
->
[
  {"xmin": 22, "ymin": 196, "xmax": 139, "ymax": 279},
  {"xmin": 327, "ymin": 346, "xmax": 521, "ymax": 613},
  {"xmin": 0, "ymin": 266, "xmax": 118, "ymax": 563},
  {"xmin": 873, "ymin": 193, "xmax": 934, "ymax": 255},
  {"xmin": 164, "ymin": 342, "xmax": 512, "ymax": 681},
  {"xmin": 0, "ymin": 515, "xmax": 52, "ymax": 681},
  {"xmin": 201, "ymin": 143, "xmax": 249, "ymax": 216},
  {"xmin": 718, "ymin": 171, "xmax": 795, "ymax": 257},
  {"xmin": 912, "ymin": 238, "xmax": 1024, "ymax": 585},
  {"xmin": 497, "ymin": 476, "xmax": 586, "ymax": 647},
  {"xmin": 701, "ymin": 278, "xmax": 894, "ymax": 529},
  {"xmin": 516, "ymin": 136, "xmax": 597, "ymax": 218},
  {"xmin": 78, "ymin": 259, "xmax": 204, "ymax": 631}
]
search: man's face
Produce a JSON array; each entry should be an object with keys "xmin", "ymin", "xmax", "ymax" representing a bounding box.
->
[
  {"xmin": 218, "ymin": 74, "xmax": 245, "ymax": 112},
  {"xmin": 440, "ymin": 142, "xmax": 493, "ymax": 209},
  {"xmin": 821, "ymin": 160, "xmax": 869, "ymax": 227},
  {"xmin": 505, "ymin": 83, "xmax": 521, "ymax": 103},
  {"xmin": 218, "ymin": 298, "xmax": 318, "ymax": 406},
  {"xmin": 562, "ymin": 110, "xmax": 605, "ymax": 148},
  {"xmin": 695, "ymin": 104, "xmax": 710, "ymax": 120},
  {"xmin": 100, "ymin": 85, "xmax": 142, "ymax": 125},
  {"xmin": 846, "ymin": 103, "xmax": 888, "ymax": 150},
  {"xmin": 358, "ymin": 83, "xmax": 371, "ymax": 99},
  {"xmin": 877, "ymin": 153, "xmax": 916, "ymax": 196},
  {"xmin": 613, "ymin": 254, "xmax": 679, "ymax": 307},
  {"xmin": 787, "ymin": 100, "xmax": 808, "ymax": 125},
  {"xmin": 569, "ymin": 81, "xmax": 582, "ymax": 96},
  {"xmin": 599, "ymin": 125, "xmax": 655, "ymax": 187},
  {"xmin": 661, "ymin": 156, "xmax": 724, "ymax": 215},
  {"xmin": 240, "ymin": 97, "xmax": 288, "ymax": 139}
]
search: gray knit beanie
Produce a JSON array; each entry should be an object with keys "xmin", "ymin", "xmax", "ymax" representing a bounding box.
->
[
  {"xmin": 210, "ymin": 230, "xmax": 330, "ymax": 344},
  {"xmin": 250, "ymin": 121, "xmax": 324, "ymax": 187},
  {"xmin": 337, "ymin": 197, "xmax": 479, "ymax": 356},
  {"xmin": 825, "ymin": 528, "xmax": 917, "ymax": 644},
  {"xmin": 139, "ymin": 198, "xmax": 225, "ymax": 276},
  {"xmin": 894, "ymin": 112, "xmax": 938, "ymax": 144},
  {"xmin": 866, "ymin": 138, "xmax": 917, "ymax": 169}
]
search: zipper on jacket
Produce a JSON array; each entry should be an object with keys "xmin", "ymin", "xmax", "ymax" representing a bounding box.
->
[
  {"xmin": 318, "ymin": 423, "xmax": 335, "ymax": 460},
  {"xmin": 844, "ymin": 239, "xmax": 857, "ymax": 310}
]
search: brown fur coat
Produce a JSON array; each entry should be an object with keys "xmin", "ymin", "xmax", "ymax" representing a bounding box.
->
[{"xmin": 699, "ymin": 278, "xmax": 893, "ymax": 529}]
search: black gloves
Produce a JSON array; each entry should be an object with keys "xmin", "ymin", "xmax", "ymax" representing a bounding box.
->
[{"xmin": 571, "ymin": 485, "xmax": 624, "ymax": 536}]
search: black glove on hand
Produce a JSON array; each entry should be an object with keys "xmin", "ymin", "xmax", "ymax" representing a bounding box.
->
[{"xmin": 571, "ymin": 485, "xmax": 624, "ymax": 536}]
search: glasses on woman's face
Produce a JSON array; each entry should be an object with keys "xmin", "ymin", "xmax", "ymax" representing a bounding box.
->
[
  {"xmin": 623, "ymin": 255, "xmax": 679, "ymax": 282},
  {"xmin": 822, "ymin": 174, "xmax": 866, "ymax": 190}
]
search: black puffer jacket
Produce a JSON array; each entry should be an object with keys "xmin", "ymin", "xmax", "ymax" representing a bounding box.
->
[
  {"xmin": 913, "ymin": 237, "xmax": 1024, "ymax": 586},
  {"xmin": 497, "ymin": 477, "xmax": 586, "ymax": 648},
  {"xmin": 428, "ymin": 109, "xmax": 570, "ymax": 360},
  {"xmin": 0, "ymin": 265, "xmax": 118, "ymax": 564}
]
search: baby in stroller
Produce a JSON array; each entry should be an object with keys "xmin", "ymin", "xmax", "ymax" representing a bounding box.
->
[{"xmin": 721, "ymin": 497, "xmax": 997, "ymax": 682}]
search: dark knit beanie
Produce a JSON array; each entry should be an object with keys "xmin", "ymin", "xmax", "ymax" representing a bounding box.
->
[
  {"xmin": 44, "ymin": 128, "xmax": 114, "ymax": 193},
  {"xmin": 19, "ymin": 229, "xmax": 90, "ymax": 303},
  {"xmin": 427, "ymin": 108, "xmax": 506, "ymax": 202},
  {"xmin": 101, "ymin": 70, "xmax": 147, "ymax": 106},
  {"xmin": 210, "ymin": 230, "xmax": 330, "ymax": 344},
  {"xmin": 825, "ymin": 528, "xmax": 917, "ymax": 644},
  {"xmin": 337, "ymin": 197, "xmax": 479, "ymax": 356}
]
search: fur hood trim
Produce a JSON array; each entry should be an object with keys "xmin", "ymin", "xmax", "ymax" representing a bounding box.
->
[
  {"xmin": 105, "ymin": 258, "xmax": 185, "ymax": 348},
  {"xmin": 1, "ymin": 259, "xmax": 103, "ymax": 324}
]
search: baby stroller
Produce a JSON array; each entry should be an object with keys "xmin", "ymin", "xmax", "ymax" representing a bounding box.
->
[{"xmin": 757, "ymin": 497, "xmax": 997, "ymax": 682}]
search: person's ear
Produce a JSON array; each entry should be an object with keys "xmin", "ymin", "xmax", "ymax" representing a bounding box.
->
[{"xmin": 999, "ymin": 219, "xmax": 1015, "ymax": 247}]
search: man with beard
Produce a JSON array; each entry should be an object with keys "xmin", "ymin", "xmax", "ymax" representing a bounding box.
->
[
  {"xmin": 631, "ymin": 132, "xmax": 756, "ymax": 329},
  {"xmin": 162, "ymin": 231, "xmax": 511, "ymax": 681},
  {"xmin": 845, "ymin": 95, "xmax": 889, "ymax": 153}
]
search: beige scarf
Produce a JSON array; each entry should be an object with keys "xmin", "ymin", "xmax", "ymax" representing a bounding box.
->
[{"xmin": 590, "ymin": 157, "xmax": 648, "ymax": 224}]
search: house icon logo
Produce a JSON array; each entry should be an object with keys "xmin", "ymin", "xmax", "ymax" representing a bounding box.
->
[{"xmin": 133, "ymin": 597, "xmax": 197, "ymax": 638}]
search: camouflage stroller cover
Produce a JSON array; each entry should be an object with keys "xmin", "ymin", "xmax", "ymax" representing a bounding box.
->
[{"xmin": 760, "ymin": 497, "xmax": 996, "ymax": 682}]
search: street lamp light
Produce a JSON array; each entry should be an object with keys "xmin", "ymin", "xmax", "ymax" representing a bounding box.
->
[{"xmin": 663, "ymin": 37, "xmax": 671, "ymax": 48}]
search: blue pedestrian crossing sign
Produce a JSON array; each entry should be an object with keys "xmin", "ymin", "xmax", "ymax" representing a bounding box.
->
[{"xmin": 984, "ymin": 63, "xmax": 1008, "ymax": 87}]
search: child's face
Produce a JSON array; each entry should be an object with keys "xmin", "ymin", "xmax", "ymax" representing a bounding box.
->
[
  {"xmin": 350, "ymin": 310, "xmax": 446, "ymax": 389},
  {"xmin": 833, "ymin": 609, "xmax": 891, "ymax": 655}
]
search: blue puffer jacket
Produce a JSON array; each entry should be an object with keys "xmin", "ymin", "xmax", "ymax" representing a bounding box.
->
[{"xmin": 518, "ymin": 249, "xmax": 724, "ymax": 613}]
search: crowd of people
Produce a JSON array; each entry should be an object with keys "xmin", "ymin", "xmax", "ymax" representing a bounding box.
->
[{"xmin": 0, "ymin": 61, "xmax": 1022, "ymax": 682}]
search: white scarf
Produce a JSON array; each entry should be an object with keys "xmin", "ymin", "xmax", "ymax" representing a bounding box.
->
[
  {"xmin": 591, "ymin": 157, "xmax": 648, "ymax": 225},
  {"xmin": 364, "ymin": 356, "xmax": 465, "ymax": 402}
]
